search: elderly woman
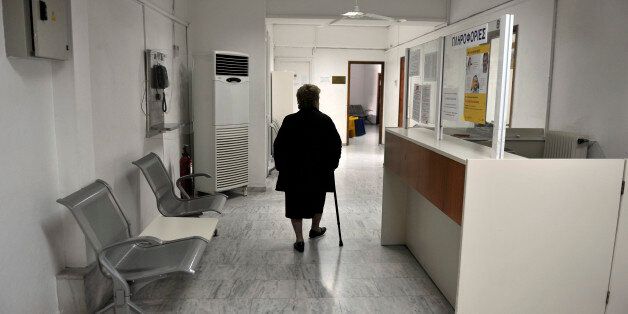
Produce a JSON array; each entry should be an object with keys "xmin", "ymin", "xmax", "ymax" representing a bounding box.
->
[{"xmin": 273, "ymin": 84, "xmax": 342, "ymax": 252}]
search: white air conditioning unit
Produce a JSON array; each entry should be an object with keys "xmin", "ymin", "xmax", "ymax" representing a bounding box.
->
[{"xmin": 192, "ymin": 51, "xmax": 250, "ymax": 194}]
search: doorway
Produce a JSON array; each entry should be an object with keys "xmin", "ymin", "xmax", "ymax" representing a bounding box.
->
[{"xmin": 347, "ymin": 61, "xmax": 385, "ymax": 145}]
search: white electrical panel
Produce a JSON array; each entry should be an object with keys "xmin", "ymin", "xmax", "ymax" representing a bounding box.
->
[{"xmin": 2, "ymin": 0, "xmax": 69, "ymax": 60}]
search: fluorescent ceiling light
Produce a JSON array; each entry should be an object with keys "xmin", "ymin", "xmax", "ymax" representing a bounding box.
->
[{"xmin": 342, "ymin": 11, "xmax": 364, "ymax": 18}]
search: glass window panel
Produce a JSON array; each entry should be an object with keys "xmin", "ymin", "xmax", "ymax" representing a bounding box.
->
[
  {"xmin": 405, "ymin": 38, "xmax": 443, "ymax": 129},
  {"xmin": 440, "ymin": 19, "xmax": 513, "ymax": 151}
]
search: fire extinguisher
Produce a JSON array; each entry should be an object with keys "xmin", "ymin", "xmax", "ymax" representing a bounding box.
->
[{"xmin": 179, "ymin": 145, "xmax": 194, "ymax": 197}]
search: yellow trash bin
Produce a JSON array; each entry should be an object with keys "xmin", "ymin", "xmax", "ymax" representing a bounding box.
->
[{"xmin": 348, "ymin": 116, "xmax": 358, "ymax": 138}]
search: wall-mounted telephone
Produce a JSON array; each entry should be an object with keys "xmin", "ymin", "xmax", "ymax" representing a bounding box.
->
[{"xmin": 151, "ymin": 64, "xmax": 169, "ymax": 112}]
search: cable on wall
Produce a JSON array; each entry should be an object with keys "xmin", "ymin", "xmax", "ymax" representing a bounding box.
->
[
  {"xmin": 137, "ymin": 0, "xmax": 188, "ymax": 117},
  {"xmin": 130, "ymin": 0, "xmax": 189, "ymax": 26}
]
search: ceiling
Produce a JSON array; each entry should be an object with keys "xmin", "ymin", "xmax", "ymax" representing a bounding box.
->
[
  {"xmin": 266, "ymin": 0, "xmax": 447, "ymax": 22},
  {"xmin": 266, "ymin": 18, "xmax": 445, "ymax": 29}
]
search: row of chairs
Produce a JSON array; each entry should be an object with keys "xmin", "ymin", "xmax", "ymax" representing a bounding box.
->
[{"xmin": 57, "ymin": 153, "xmax": 227, "ymax": 313}]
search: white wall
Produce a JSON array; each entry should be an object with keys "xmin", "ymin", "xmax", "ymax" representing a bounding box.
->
[
  {"xmin": 0, "ymin": 11, "xmax": 63, "ymax": 314},
  {"xmin": 549, "ymin": 0, "xmax": 628, "ymax": 158},
  {"xmin": 350, "ymin": 64, "xmax": 381, "ymax": 118},
  {"xmin": 387, "ymin": 24, "xmax": 444, "ymax": 49},
  {"xmin": 53, "ymin": 0, "xmax": 97, "ymax": 268},
  {"xmin": 88, "ymin": 0, "xmax": 189, "ymax": 232},
  {"xmin": 449, "ymin": 0, "xmax": 513, "ymax": 23},
  {"xmin": 272, "ymin": 24, "xmax": 387, "ymax": 143},
  {"xmin": 0, "ymin": 0, "xmax": 190, "ymax": 310},
  {"xmin": 189, "ymin": 0, "xmax": 267, "ymax": 188}
]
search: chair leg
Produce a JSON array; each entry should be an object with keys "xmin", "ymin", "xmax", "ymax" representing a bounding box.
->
[
  {"xmin": 96, "ymin": 301, "xmax": 142, "ymax": 314},
  {"xmin": 127, "ymin": 301, "xmax": 144, "ymax": 313},
  {"xmin": 95, "ymin": 301, "xmax": 114, "ymax": 314},
  {"xmin": 103, "ymin": 275, "xmax": 145, "ymax": 314}
]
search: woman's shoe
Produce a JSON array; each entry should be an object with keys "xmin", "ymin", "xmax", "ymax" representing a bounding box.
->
[
  {"xmin": 294, "ymin": 241, "xmax": 305, "ymax": 252},
  {"xmin": 309, "ymin": 227, "xmax": 327, "ymax": 239}
]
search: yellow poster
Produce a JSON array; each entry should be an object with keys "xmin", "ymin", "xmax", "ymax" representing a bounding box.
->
[{"xmin": 463, "ymin": 44, "xmax": 490, "ymax": 124}]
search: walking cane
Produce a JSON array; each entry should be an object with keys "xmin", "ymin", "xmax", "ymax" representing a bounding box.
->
[{"xmin": 333, "ymin": 174, "xmax": 344, "ymax": 247}]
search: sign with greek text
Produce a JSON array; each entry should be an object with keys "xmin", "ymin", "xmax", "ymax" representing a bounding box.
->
[{"xmin": 450, "ymin": 24, "xmax": 488, "ymax": 49}]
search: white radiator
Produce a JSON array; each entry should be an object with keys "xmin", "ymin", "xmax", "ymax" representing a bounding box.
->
[{"xmin": 543, "ymin": 131, "xmax": 589, "ymax": 159}]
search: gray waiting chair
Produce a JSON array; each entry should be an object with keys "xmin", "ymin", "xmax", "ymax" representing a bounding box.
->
[
  {"xmin": 57, "ymin": 180, "xmax": 207, "ymax": 313},
  {"xmin": 132, "ymin": 153, "xmax": 227, "ymax": 217},
  {"xmin": 348, "ymin": 104, "xmax": 371, "ymax": 120}
]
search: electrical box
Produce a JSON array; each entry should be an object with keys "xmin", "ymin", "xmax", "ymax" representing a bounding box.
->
[{"xmin": 2, "ymin": 0, "xmax": 69, "ymax": 60}]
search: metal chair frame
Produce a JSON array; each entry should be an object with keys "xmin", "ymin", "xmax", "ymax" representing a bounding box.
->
[
  {"xmin": 58, "ymin": 180, "xmax": 207, "ymax": 313},
  {"xmin": 133, "ymin": 153, "xmax": 227, "ymax": 217}
]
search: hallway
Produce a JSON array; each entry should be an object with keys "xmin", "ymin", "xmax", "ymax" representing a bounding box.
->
[{"xmin": 134, "ymin": 125, "xmax": 453, "ymax": 313}]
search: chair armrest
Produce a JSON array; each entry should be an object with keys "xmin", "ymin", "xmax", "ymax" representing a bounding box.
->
[{"xmin": 176, "ymin": 173, "xmax": 212, "ymax": 199}]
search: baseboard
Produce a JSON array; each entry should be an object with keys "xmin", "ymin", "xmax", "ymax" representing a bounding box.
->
[{"xmin": 56, "ymin": 263, "xmax": 112, "ymax": 313}]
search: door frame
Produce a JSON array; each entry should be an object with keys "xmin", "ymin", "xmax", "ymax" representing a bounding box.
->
[
  {"xmin": 398, "ymin": 56, "xmax": 405, "ymax": 128},
  {"xmin": 377, "ymin": 72, "xmax": 384, "ymax": 144},
  {"xmin": 347, "ymin": 61, "xmax": 386, "ymax": 145}
]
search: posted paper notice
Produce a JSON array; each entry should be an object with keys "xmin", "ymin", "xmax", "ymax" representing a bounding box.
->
[
  {"xmin": 442, "ymin": 88, "xmax": 459, "ymax": 121},
  {"xmin": 420, "ymin": 85, "xmax": 431, "ymax": 124},
  {"xmin": 412, "ymin": 83, "xmax": 422, "ymax": 123},
  {"xmin": 409, "ymin": 48, "xmax": 421, "ymax": 77}
]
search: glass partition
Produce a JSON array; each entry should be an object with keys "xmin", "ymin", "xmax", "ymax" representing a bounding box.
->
[
  {"xmin": 404, "ymin": 15, "xmax": 515, "ymax": 158},
  {"xmin": 405, "ymin": 38, "xmax": 443, "ymax": 129},
  {"xmin": 441, "ymin": 20, "xmax": 516, "ymax": 130}
]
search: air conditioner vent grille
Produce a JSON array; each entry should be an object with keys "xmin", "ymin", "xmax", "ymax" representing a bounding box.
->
[
  {"xmin": 216, "ymin": 54, "xmax": 249, "ymax": 77},
  {"xmin": 215, "ymin": 126, "xmax": 249, "ymax": 191}
]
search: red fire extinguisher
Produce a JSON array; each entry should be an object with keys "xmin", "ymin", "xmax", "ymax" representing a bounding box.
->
[{"xmin": 179, "ymin": 145, "xmax": 194, "ymax": 197}]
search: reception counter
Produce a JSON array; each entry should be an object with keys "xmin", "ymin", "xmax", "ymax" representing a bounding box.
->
[{"xmin": 381, "ymin": 127, "xmax": 628, "ymax": 313}]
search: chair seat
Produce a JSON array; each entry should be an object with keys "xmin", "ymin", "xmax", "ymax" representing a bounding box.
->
[
  {"xmin": 115, "ymin": 238, "xmax": 207, "ymax": 282},
  {"xmin": 178, "ymin": 193, "xmax": 227, "ymax": 216}
]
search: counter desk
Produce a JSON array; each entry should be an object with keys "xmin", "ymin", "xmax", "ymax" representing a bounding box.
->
[{"xmin": 381, "ymin": 127, "xmax": 627, "ymax": 314}]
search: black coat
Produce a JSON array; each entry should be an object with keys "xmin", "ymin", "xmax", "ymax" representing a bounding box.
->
[{"xmin": 274, "ymin": 108, "xmax": 342, "ymax": 193}]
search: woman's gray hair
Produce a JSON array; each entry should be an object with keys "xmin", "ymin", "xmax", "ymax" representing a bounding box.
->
[{"xmin": 296, "ymin": 84, "xmax": 321, "ymax": 110}]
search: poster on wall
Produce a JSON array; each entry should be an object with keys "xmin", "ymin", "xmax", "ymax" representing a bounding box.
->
[
  {"xmin": 442, "ymin": 87, "xmax": 460, "ymax": 121},
  {"xmin": 412, "ymin": 83, "xmax": 422, "ymax": 122},
  {"xmin": 463, "ymin": 44, "xmax": 490, "ymax": 124},
  {"xmin": 420, "ymin": 85, "xmax": 431, "ymax": 124}
]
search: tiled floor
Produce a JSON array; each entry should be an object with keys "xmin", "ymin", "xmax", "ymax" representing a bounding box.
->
[{"xmin": 134, "ymin": 125, "xmax": 453, "ymax": 313}]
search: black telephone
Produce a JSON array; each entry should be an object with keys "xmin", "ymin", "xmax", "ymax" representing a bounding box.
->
[{"xmin": 151, "ymin": 64, "xmax": 169, "ymax": 112}]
